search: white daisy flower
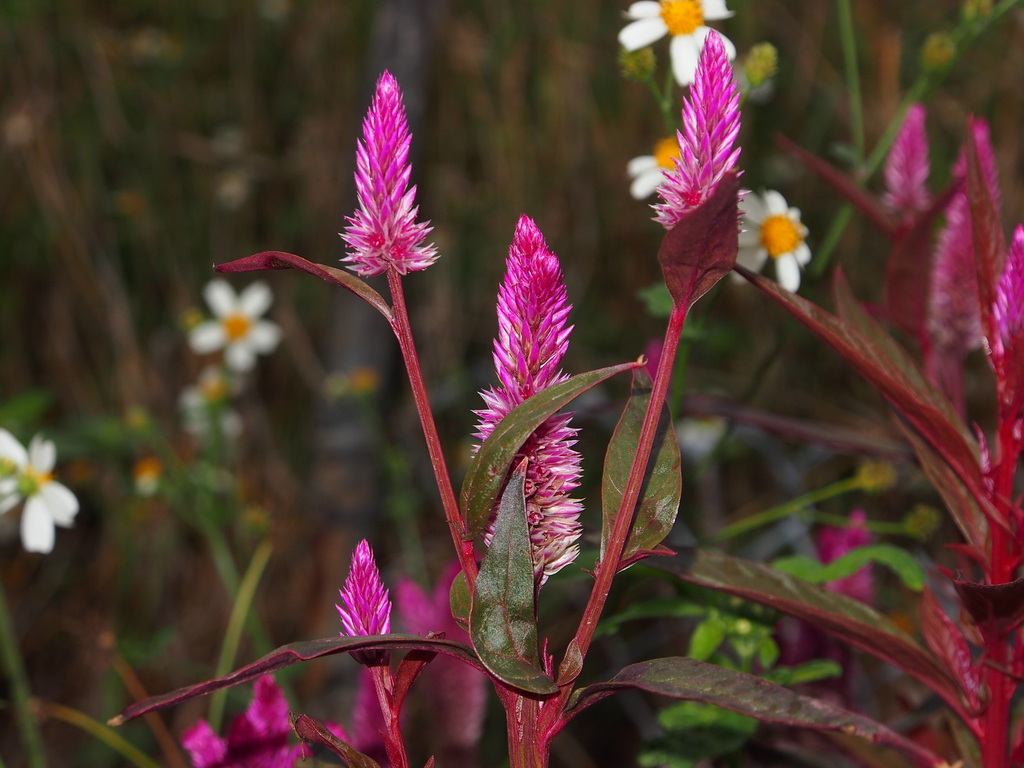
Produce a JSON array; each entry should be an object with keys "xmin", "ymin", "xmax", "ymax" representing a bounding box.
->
[
  {"xmin": 189, "ymin": 279, "xmax": 281, "ymax": 372},
  {"xmin": 0, "ymin": 430, "xmax": 79, "ymax": 554},
  {"xmin": 627, "ymin": 136, "xmax": 681, "ymax": 199},
  {"xmin": 179, "ymin": 366, "xmax": 243, "ymax": 439},
  {"xmin": 737, "ymin": 190, "xmax": 812, "ymax": 292},
  {"xmin": 618, "ymin": 0, "xmax": 736, "ymax": 86}
]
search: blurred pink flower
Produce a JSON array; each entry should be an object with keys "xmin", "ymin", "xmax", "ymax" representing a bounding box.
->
[
  {"xmin": 993, "ymin": 225, "xmax": 1024, "ymax": 353},
  {"xmin": 336, "ymin": 539, "xmax": 392, "ymax": 665},
  {"xmin": 341, "ymin": 70, "xmax": 437, "ymax": 276},
  {"xmin": 817, "ymin": 509, "xmax": 873, "ymax": 604},
  {"xmin": 654, "ymin": 30, "xmax": 741, "ymax": 230},
  {"xmin": 475, "ymin": 216, "xmax": 583, "ymax": 584},
  {"xmin": 883, "ymin": 104, "xmax": 930, "ymax": 218}
]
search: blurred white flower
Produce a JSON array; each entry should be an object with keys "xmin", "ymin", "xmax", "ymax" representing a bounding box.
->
[
  {"xmin": 618, "ymin": 0, "xmax": 735, "ymax": 86},
  {"xmin": 179, "ymin": 366, "xmax": 243, "ymax": 439},
  {"xmin": 0, "ymin": 430, "xmax": 79, "ymax": 553},
  {"xmin": 189, "ymin": 280, "xmax": 281, "ymax": 371},
  {"xmin": 737, "ymin": 190, "xmax": 811, "ymax": 292},
  {"xmin": 627, "ymin": 136, "xmax": 681, "ymax": 200}
]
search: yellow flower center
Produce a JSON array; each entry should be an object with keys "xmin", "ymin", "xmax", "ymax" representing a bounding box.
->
[
  {"xmin": 200, "ymin": 375, "xmax": 229, "ymax": 403},
  {"xmin": 17, "ymin": 466, "xmax": 53, "ymax": 497},
  {"xmin": 760, "ymin": 215, "xmax": 803, "ymax": 259},
  {"xmin": 654, "ymin": 137, "xmax": 680, "ymax": 169},
  {"xmin": 133, "ymin": 456, "xmax": 163, "ymax": 484},
  {"xmin": 222, "ymin": 313, "xmax": 252, "ymax": 341},
  {"xmin": 659, "ymin": 0, "xmax": 704, "ymax": 37},
  {"xmin": 0, "ymin": 457, "xmax": 16, "ymax": 478}
]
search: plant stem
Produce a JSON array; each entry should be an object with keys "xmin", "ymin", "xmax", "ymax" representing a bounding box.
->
[
  {"xmin": 0, "ymin": 576, "xmax": 48, "ymax": 768},
  {"xmin": 836, "ymin": 0, "xmax": 864, "ymax": 162},
  {"xmin": 38, "ymin": 702, "xmax": 163, "ymax": 768},
  {"xmin": 371, "ymin": 665, "xmax": 410, "ymax": 768},
  {"xmin": 505, "ymin": 695, "xmax": 548, "ymax": 768},
  {"xmin": 386, "ymin": 269, "xmax": 478, "ymax": 583}
]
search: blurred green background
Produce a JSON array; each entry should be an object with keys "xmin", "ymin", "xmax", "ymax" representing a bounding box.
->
[{"xmin": 1, "ymin": 0, "xmax": 1022, "ymax": 765}]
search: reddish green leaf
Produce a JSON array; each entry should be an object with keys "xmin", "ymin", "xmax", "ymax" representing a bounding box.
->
[
  {"xmin": 920, "ymin": 587, "xmax": 982, "ymax": 713},
  {"xmin": 567, "ymin": 657, "xmax": 944, "ymax": 767},
  {"xmin": 953, "ymin": 576, "xmax": 1024, "ymax": 637},
  {"xmin": 393, "ymin": 646, "xmax": 438, "ymax": 709},
  {"xmin": 111, "ymin": 635, "xmax": 483, "ymax": 725},
  {"xmin": 648, "ymin": 549, "xmax": 964, "ymax": 710},
  {"xmin": 449, "ymin": 571, "xmax": 471, "ymax": 629},
  {"xmin": 469, "ymin": 465, "xmax": 556, "ymax": 694},
  {"xmin": 216, "ymin": 251, "xmax": 392, "ymax": 320},
  {"xmin": 291, "ymin": 713, "xmax": 382, "ymax": 768},
  {"xmin": 462, "ymin": 362, "xmax": 638, "ymax": 540},
  {"xmin": 658, "ymin": 172, "xmax": 740, "ymax": 309},
  {"xmin": 964, "ymin": 119, "xmax": 1007, "ymax": 344},
  {"xmin": 600, "ymin": 367, "xmax": 681, "ymax": 568}
]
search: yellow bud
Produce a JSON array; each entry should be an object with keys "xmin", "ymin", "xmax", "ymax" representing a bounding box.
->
[
  {"xmin": 620, "ymin": 47, "xmax": 656, "ymax": 82},
  {"xmin": 855, "ymin": 460, "xmax": 896, "ymax": 493},
  {"xmin": 182, "ymin": 307, "xmax": 204, "ymax": 332},
  {"xmin": 921, "ymin": 33, "xmax": 956, "ymax": 72},
  {"xmin": 744, "ymin": 43, "xmax": 778, "ymax": 88},
  {"xmin": 962, "ymin": 0, "xmax": 992, "ymax": 22},
  {"xmin": 904, "ymin": 504, "xmax": 941, "ymax": 540}
]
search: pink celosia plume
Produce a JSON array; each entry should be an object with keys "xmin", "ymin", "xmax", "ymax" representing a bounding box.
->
[
  {"xmin": 336, "ymin": 539, "xmax": 391, "ymax": 664},
  {"xmin": 994, "ymin": 225, "xmax": 1024, "ymax": 351},
  {"xmin": 475, "ymin": 215, "xmax": 583, "ymax": 584},
  {"xmin": 654, "ymin": 30, "xmax": 741, "ymax": 230},
  {"xmin": 817, "ymin": 509, "xmax": 874, "ymax": 605},
  {"xmin": 341, "ymin": 70, "xmax": 438, "ymax": 276},
  {"xmin": 883, "ymin": 104, "xmax": 930, "ymax": 217}
]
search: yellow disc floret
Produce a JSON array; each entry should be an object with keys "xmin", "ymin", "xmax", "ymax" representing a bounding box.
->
[
  {"xmin": 659, "ymin": 0, "xmax": 704, "ymax": 37},
  {"xmin": 17, "ymin": 466, "xmax": 53, "ymax": 497},
  {"xmin": 222, "ymin": 313, "xmax": 252, "ymax": 341},
  {"xmin": 654, "ymin": 137, "xmax": 680, "ymax": 170},
  {"xmin": 760, "ymin": 214, "xmax": 804, "ymax": 259}
]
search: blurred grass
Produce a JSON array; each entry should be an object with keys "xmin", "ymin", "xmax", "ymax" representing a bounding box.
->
[{"xmin": 1, "ymin": 0, "xmax": 1023, "ymax": 765}]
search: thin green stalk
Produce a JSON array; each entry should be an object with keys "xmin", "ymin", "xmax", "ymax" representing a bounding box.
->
[
  {"xmin": 709, "ymin": 476, "xmax": 864, "ymax": 542},
  {"xmin": 836, "ymin": 0, "xmax": 864, "ymax": 162},
  {"xmin": 0, "ymin": 577, "xmax": 47, "ymax": 768},
  {"xmin": 208, "ymin": 539, "xmax": 273, "ymax": 731},
  {"xmin": 40, "ymin": 702, "xmax": 162, "ymax": 768}
]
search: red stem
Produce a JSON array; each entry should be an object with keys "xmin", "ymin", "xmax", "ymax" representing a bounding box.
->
[
  {"xmin": 371, "ymin": 664, "xmax": 410, "ymax": 768},
  {"xmin": 387, "ymin": 270, "xmax": 478, "ymax": 584}
]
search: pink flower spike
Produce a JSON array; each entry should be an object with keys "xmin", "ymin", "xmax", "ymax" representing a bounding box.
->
[
  {"xmin": 337, "ymin": 539, "xmax": 392, "ymax": 664},
  {"xmin": 341, "ymin": 70, "xmax": 438, "ymax": 276},
  {"xmin": 475, "ymin": 216, "xmax": 583, "ymax": 584},
  {"xmin": 816, "ymin": 510, "xmax": 873, "ymax": 605},
  {"xmin": 654, "ymin": 30, "xmax": 741, "ymax": 230},
  {"xmin": 883, "ymin": 103, "xmax": 930, "ymax": 217},
  {"xmin": 994, "ymin": 225, "xmax": 1024, "ymax": 350}
]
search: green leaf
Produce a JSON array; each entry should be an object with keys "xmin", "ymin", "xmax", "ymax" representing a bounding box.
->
[
  {"xmin": 772, "ymin": 543, "xmax": 925, "ymax": 591},
  {"xmin": 597, "ymin": 597, "xmax": 707, "ymax": 636},
  {"xmin": 449, "ymin": 571, "xmax": 471, "ymax": 629},
  {"xmin": 687, "ymin": 616, "xmax": 726, "ymax": 662},
  {"xmin": 462, "ymin": 362, "xmax": 637, "ymax": 539},
  {"xmin": 647, "ymin": 549, "xmax": 963, "ymax": 710},
  {"xmin": 568, "ymin": 657, "xmax": 943, "ymax": 766},
  {"xmin": 469, "ymin": 464, "xmax": 556, "ymax": 694},
  {"xmin": 641, "ymin": 701, "xmax": 757, "ymax": 766},
  {"xmin": 762, "ymin": 659, "xmax": 842, "ymax": 686},
  {"xmin": 637, "ymin": 282, "xmax": 674, "ymax": 318},
  {"xmin": 600, "ymin": 367, "xmax": 681, "ymax": 567}
]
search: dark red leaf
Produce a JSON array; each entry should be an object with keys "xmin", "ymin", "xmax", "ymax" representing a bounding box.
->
[
  {"xmin": 291, "ymin": 713, "xmax": 382, "ymax": 768},
  {"xmin": 216, "ymin": 251, "xmax": 393, "ymax": 320},
  {"xmin": 952, "ymin": 576, "xmax": 1024, "ymax": 638},
  {"xmin": 658, "ymin": 172, "xmax": 740, "ymax": 309},
  {"xmin": 648, "ymin": 549, "xmax": 965, "ymax": 711},
  {"xmin": 567, "ymin": 657, "xmax": 944, "ymax": 767},
  {"xmin": 111, "ymin": 635, "xmax": 484, "ymax": 725},
  {"xmin": 920, "ymin": 587, "xmax": 983, "ymax": 713}
]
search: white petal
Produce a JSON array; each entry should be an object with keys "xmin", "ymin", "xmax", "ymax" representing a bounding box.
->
[
  {"xmin": 737, "ymin": 228, "xmax": 761, "ymax": 248},
  {"xmin": 763, "ymin": 190, "xmax": 789, "ymax": 215},
  {"xmin": 0, "ymin": 430, "xmax": 27, "ymax": 466},
  {"xmin": 702, "ymin": 0, "xmax": 734, "ymax": 20},
  {"xmin": 739, "ymin": 193, "xmax": 767, "ymax": 222},
  {"xmin": 775, "ymin": 254, "xmax": 802, "ymax": 292},
  {"xmin": 624, "ymin": 1, "xmax": 661, "ymax": 19},
  {"xmin": 627, "ymin": 155, "xmax": 658, "ymax": 177},
  {"xmin": 619, "ymin": 17, "xmax": 667, "ymax": 51},
  {"xmin": 247, "ymin": 321, "xmax": 281, "ymax": 353},
  {"xmin": 189, "ymin": 321, "xmax": 227, "ymax": 354},
  {"xmin": 736, "ymin": 245, "xmax": 769, "ymax": 273},
  {"xmin": 630, "ymin": 168, "xmax": 666, "ymax": 199},
  {"xmin": 794, "ymin": 241, "xmax": 813, "ymax": 266},
  {"xmin": 0, "ymin": 492, "xmax": 22, "ymax": 515},
  {"xmin": 238, "ymin": 282, "xmax": 273, "ymax": 318},
  {"xmin": 40, "ymin": 482, "xmax": 78, "ymax": 526},
  {"xmin": 28, "ymin": 435, "xmax": 55, "ymax": 474},
  {"xmin": 225, "ymin": 343, "xmax": 257, "ymax": 372},
  {"xmin": 22, "ymin": 497, "xmax": 55, "ymax": 553},
  {"xmin": 203, "ymin": 279, "xmax": 238, "ymax": 318},
  {"xmin": 670, "ymin": 34, "xmax": 701, "ymax": 85}
]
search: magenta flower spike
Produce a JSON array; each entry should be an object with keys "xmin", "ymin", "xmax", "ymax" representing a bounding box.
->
[
  {"xmin": 337, "ymin": 539, "xmax": 392, "ymax": 664},
  {"xmin": 994, "ymin": 225, "xmax": 1024, "ymax": 352},
  {"xmin": 883, "ymin": 103, "xmax": 930, "ymax": 217},
  {"xmin": 181, "ymin": 676, "xmax": 314, "ymax": 768},
  {"xmin": 654, "ymin": 30, "xmax": 741, "ymax": 230},
  {"xmin": 341, "ymin": 70, "xmax": 438, "ymax": 276},
  {"xmin": 475, "ymin": 215, "xmax": 583, "ymax": 584},
  {"xmin": 816, "ymin": 510, "xmax": 873, "ymax": 605}
]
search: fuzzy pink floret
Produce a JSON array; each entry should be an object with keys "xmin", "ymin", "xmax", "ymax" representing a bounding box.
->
[
  {"xmin": 883, "ymin": 104, "xmax": 930, "ymax": 216},
  {"xmin": 341, "ymin": 70, "xmax": 437, "ymax": 276},
  {"xmin": 994, "ymin": 225, "xmax": 1024, "ymax": 348},
  {"xmin": 475, "ymin": 216, "xmax": 583, "ymax": 584},
  {"xmin": 654, "ymin": 31, "xmax": 741, "ymax": 230},
  {"xmin": 337, "ymin": 539, "xmax": 391, "ymax": 637}
]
